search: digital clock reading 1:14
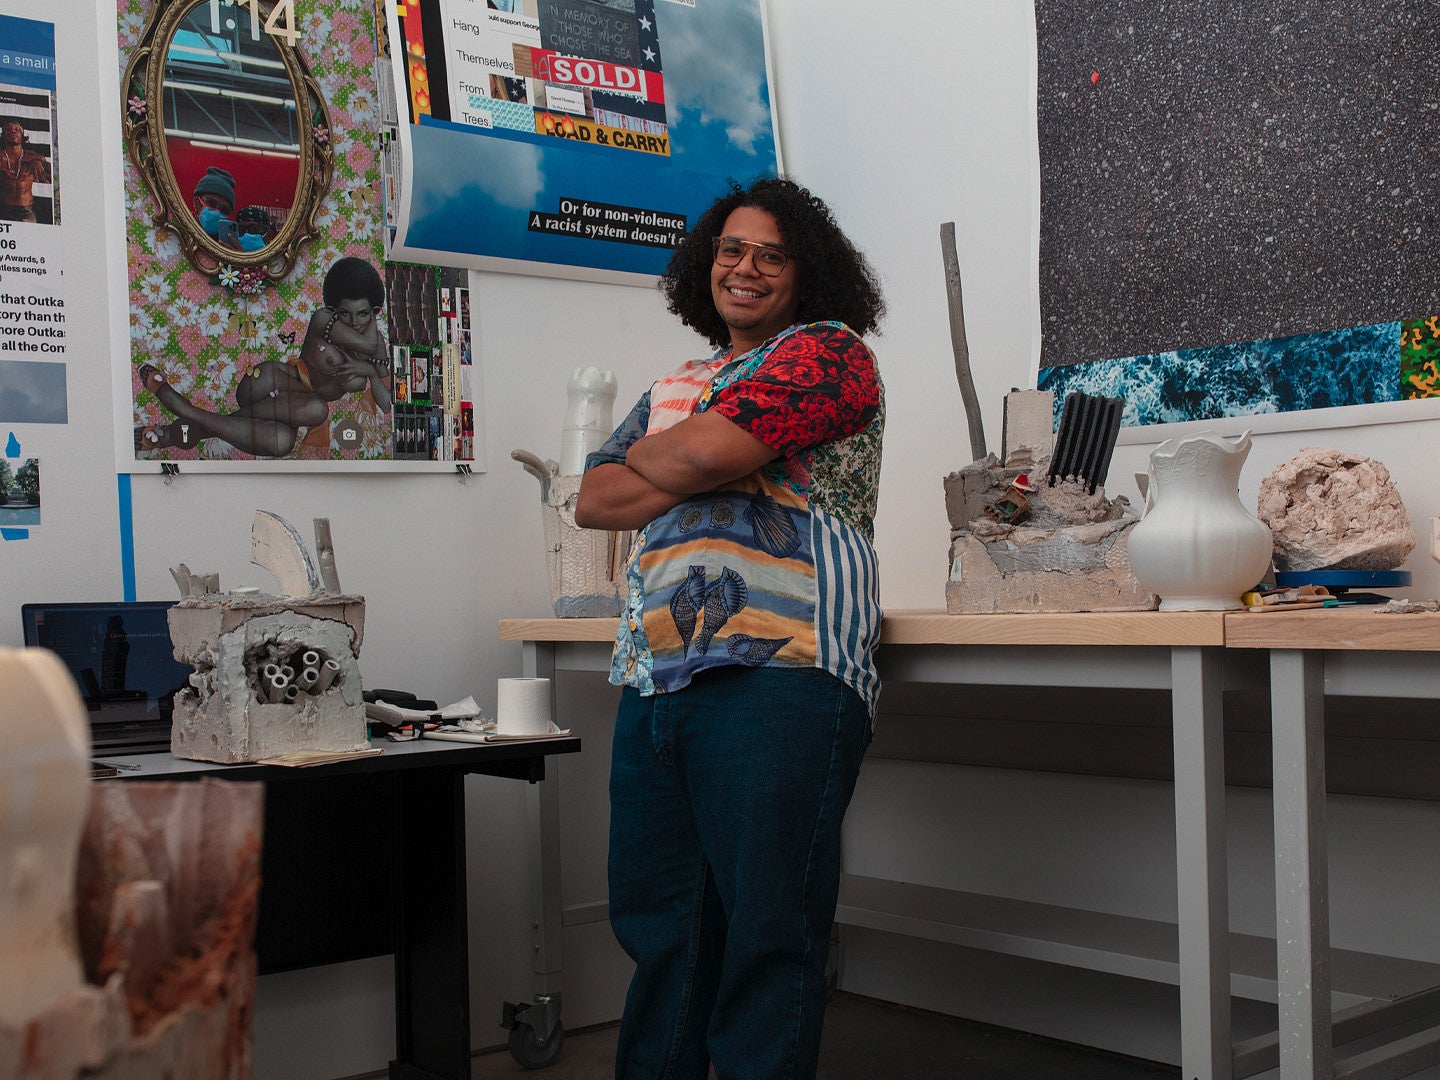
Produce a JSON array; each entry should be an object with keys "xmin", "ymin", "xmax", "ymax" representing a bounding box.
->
[{"xmin": 209, "ymin": 0, "xmax": 301, "ymax": 48}]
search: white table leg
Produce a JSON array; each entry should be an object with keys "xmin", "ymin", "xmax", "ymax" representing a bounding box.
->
[
  {"xmin": 1172, "ymin": 646, "xmax": 1232, "ymax": 1080},
  {"xmin": 1270, "ymin": 648, "xmax": 1330, "ymax": 1079}
]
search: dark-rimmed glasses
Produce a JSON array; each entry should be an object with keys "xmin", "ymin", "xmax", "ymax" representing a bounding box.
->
[{"xmin": 712, "ymin": 236, "xmax": 789, "ymax": 276}]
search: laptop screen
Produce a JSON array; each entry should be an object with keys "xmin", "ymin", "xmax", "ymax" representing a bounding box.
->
[{"xmin": 21, "ymin": 601, "xmax": 191, "ymax": 753}]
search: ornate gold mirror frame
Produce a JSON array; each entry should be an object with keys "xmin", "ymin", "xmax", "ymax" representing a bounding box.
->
[{"xmin": 121, "ymin": 0, "xmax": 333, "ymax": 281}]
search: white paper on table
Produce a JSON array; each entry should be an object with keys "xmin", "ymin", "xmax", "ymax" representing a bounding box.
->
[{"xmin": 365, "ymin": 694, "xmax": 484, "ymax": 725}]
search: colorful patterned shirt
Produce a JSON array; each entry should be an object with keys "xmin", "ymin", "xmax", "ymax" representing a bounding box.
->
[{"xmin": 584, "ymin": 321, "xmax": 885, "ymax": 716}]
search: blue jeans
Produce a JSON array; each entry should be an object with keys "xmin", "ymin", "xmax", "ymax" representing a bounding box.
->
[{"xmin": 609, "ymin": 665, "xmax": 871, "ymax": 1080}]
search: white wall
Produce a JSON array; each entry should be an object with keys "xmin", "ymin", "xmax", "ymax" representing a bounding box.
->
[{"xmin": 10, "ymin": 1, "xmax": 1440, "ymax": 1076}]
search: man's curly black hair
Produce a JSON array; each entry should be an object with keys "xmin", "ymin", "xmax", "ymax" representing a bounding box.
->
[{"xmin": 659, "ymin": 177, "xmax": 885, "ymax": 349}]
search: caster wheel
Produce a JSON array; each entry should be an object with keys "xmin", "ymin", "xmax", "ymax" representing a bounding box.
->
[{"xmin": 508, "ymin": 1021, "xmax": 566, "ymax": 1070}]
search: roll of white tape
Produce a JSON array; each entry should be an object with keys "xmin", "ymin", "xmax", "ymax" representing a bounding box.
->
[{"xmin": 496, "ymin": 677, "xmax": 552, "ymax": 735}]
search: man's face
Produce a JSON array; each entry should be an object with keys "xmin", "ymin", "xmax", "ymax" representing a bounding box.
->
[
  {"xmin": 1, "ymin": 123, "xmax": 22, "ymax": 146},
  {"xmin": 194, "ymin": 192, "xmax": 233, "ymax": 216},
  {"xmin": 710, "ymin": 205, "xmax": 800, "ymax": 354}
]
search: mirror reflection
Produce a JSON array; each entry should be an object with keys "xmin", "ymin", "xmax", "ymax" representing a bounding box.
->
[{"xmin": 161, "ymin": 1, "xmax": 300, "ymax": 255}]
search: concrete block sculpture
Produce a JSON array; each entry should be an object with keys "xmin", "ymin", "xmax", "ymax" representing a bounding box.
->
[
  {"xmin": 167, "ymin": 510, "xmax": 368, "ymax": 763},
  {"xmin": 944, "ymin": 389, "xmax": 1157, "ymax": 614}
]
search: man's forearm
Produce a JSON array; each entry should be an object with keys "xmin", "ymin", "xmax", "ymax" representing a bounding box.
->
[
  {"xmin": 575, "ymin": 462, "xmax": 686, "ymax": 530},
  {"xmin": 625, "ymin": 412, "xmax": 777, "ymax": 495}
]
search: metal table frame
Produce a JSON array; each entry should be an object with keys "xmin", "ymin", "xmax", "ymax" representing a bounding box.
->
[
  {"xmin": 1227, "ymin": 610, "xmax": 1440, "ymax": 1080},
  {"xmin": 505, "ymin": 609, "xmax": 1440, "ymax": 1079},
  {"xmin": 501, "ymin": 611, "xmax": 1237, "ymax": 1079}
]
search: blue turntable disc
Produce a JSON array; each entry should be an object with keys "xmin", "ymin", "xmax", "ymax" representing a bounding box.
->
[{"xmin": 1272, "ymin": 569, "xmax": 1412, "ymax": 591}]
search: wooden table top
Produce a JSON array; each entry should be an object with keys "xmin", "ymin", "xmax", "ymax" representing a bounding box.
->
[
  {"xmin": 499, "ymin": 617, "xmax": 616, "ymax": 642},
  {"xmin": 501, "ymin": 607, "xmax": 1440, "ymax": 652},
  {"xmin": 1223, "ymin": 607, "xmax": 1440, "ymax": 651},
  {"xmin": 499, "ymin": 610, "xmax": 1227, "ymax": 647}
]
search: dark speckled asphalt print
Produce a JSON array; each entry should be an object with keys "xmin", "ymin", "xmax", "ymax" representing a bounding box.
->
[{"xmin": 1037, "ymin": 0, "xmax": 1440, "ymax": 369}]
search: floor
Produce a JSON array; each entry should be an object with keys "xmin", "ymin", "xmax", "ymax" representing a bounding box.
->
[{"xmin": 468, "ymin": 992, "xmax": 1180, "ymax": 1079}]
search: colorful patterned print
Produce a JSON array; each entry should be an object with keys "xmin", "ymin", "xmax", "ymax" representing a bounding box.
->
[
  {"xmin": 119, "ymin": 0, "xmax": 387, "ymax": 461},
  {"xmin": 591, "ymin": 322, "xmax": 885, "ymax": 715},
  {"xmin": 702, "ymin": 322, "xmax": 884, "ymax": 536},
  {"xmin": 1400, "ymin": 316, "xmax": 1440, "ymax": 398},
  {"xmin": 637, "ymin": 477, "xmax": 818, "ymax": 694}
]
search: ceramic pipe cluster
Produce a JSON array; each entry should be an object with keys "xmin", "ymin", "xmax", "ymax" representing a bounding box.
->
[
  {"xmin": 261, "ymin": 650, "xmax": 341, "ymax": 703},
  {"xmin": 261, "ymin": 662, "xmax": 298, "ymax": 704}
]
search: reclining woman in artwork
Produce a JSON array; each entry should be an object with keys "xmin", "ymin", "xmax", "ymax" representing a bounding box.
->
[{"xmin": 135, "ymin": 256, "xmax": 392, "ymax": 458}]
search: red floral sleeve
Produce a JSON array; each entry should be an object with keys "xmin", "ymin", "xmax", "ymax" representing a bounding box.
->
[{"xmin": 707, "ymin": 325, "xmax": 880, "ymax": 456}]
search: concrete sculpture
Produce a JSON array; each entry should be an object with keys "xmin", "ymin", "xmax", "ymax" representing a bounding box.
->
[
  {"xmin": 944, "ymin": 389, "xmax": 1157, "ymax": 613},
  {"xmin": 1256, "ymin": 448, "xmax": 1415, "ymax": 571},
  {"xmin": 168, "ymin": 510, "xmax": 368, "ymax": 763},
  {"xmin": 0, "ymin": 647, "xmax": 262, "ymax": 1080},
  {"xmin": 558, "ymin": 366, "xmax": 618, "ymax": 475}
]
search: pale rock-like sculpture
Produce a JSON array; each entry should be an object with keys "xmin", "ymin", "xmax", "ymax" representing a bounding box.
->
[
  {"xmin": 511, "ymin": 369, "xmax": 627, "ymax": 617},
  {"xmin": 1257, "ymin": 448, "xmax": 1415, "ymax": 571},
  {"xmin": 249, "ymin": 510, "xmax": 322, "ymax": 595},
  {"xmin": 0, "ymin": 648, "xmax": 262, "ymax": 1080},
  {"xmin": 167, "ymin": 511, "xmax": 368, "ymax": 763},
  {"xmin": 999, "ymin": 388, "xmax": 1055, "ymax": 469}
]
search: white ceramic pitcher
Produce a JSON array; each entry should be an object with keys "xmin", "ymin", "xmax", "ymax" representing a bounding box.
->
[{"xmin": 1128, "ymin": 430, "xmax": 1273, "ymax": 610}]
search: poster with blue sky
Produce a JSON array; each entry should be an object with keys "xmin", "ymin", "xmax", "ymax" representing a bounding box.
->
[{"xmin": 386, "ymin": 0, "xmax": 781, "ymax": 283}]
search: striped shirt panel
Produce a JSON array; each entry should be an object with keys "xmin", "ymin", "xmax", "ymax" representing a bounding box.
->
[{"xmin": 812, "ymin": 506, "xmax": 883, "ymax": 715}]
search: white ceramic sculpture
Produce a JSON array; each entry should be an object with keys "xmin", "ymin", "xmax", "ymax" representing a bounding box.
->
[
  {"xmin": 558, "ymin": 367, "xmax": 618, "ymax": 475},
  {"xmin": 513, "ymin": 369, "xmax": 625, "ymax": 618},
  {"xmin": 0, "ymin": 650, "xmax": 263, "ymax": 1079},
  {"xmin": 1128, "ymin": 430, "xmax": 1273, "ymax": 611}
]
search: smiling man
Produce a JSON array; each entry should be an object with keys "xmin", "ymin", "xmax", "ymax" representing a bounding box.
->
[{"xmin": 576, "ymin": 177, "xmax": 886, "ymax": 1080}]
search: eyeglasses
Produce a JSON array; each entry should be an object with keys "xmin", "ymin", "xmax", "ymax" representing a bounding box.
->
[{"xmin": 712, "ymin": 236, "xmax": 790, "ymax": 276}]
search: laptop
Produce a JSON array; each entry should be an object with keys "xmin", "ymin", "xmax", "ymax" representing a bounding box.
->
[{"xmin": 21, "ymin": 601, "xmax": 191, "ymax": 754}]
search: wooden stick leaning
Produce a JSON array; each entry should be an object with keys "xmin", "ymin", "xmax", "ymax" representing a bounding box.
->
[{"xmin": 941, "ymin": 221, "xmax": 987, "ymax": 462}]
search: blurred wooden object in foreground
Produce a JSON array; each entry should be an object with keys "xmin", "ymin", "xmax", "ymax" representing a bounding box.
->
[{"xmin": 0, "ymin": 646, "xmax": 262, "ymax": 1080}]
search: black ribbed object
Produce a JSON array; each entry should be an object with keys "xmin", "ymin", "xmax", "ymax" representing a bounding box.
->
[{"xmin": 1047, "ymin": 392, "xmax": 1124, "ymax": 494}]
